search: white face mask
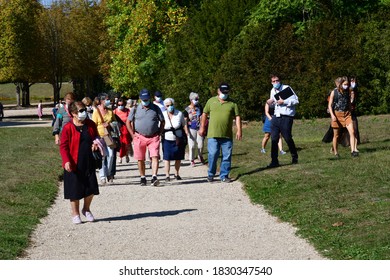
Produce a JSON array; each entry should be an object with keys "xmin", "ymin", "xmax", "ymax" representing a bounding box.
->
[
  {"xmin": 78, "ymin": 111, "xmax": 87, "ymax": 121},
  {"xmin": 155, "ymin": 97, "xmax": 162, "ymax": 102},
  {"xmin": 350, "ymin": 82, "xmax": 356, "ymax": 89},
  {"xmin": 342, "ymin": 84, "xmax": 349, "ymax": 90},
  {"xmin": 192, "ymin": 100, "xmax": 199, "ymax": 105}
]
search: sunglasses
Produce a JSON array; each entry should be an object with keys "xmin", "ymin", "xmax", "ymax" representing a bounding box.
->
[{"xmin": 78, "ymin": 108, "xmax": 86, "ymax": 113}]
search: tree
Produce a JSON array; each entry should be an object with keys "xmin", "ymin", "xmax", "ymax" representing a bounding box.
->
[
  {"xmin": 158, "ymin": 0, "xmax": 258, "ymax": 108},
  {"xmin": 39, "ymin": 3, "xmax": 69, "ymax": 104},
  {"xmin": 0, "ymin": 0, "xmax": 45, "ymax": 106},
  {"xmin": 104, "ymin": 0, "xmax": 188, "ymax": 97}
]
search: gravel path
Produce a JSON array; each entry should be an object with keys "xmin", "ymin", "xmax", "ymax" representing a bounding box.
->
[
  {"xmin": 20, "ymin": 161, "xmax": 324, "ymax": 260},
  {"xmin": 5, "ymin": 107, "xmax": 324, "ymax": 260}
]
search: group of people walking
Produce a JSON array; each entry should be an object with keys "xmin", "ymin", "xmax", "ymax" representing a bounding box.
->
[
  {"xmin": 55, "ymin": 82, "xmax": 242, "ymax": 224},
  {"xmin": 51, "ymin": 73, "xmax": 361, "ymax": 224}
]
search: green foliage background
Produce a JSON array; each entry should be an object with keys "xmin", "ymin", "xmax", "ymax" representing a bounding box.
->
[{"xmin": 0, "ymin": 0, "xmax": 389, "ymax": 118}]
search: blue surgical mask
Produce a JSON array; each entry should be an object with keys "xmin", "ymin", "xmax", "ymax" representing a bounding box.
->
[
  {"xmin": 118, "ymin": 105, "xmax": 125, "ymax": 110},
  {"xmin": 156, "ymin": 97, "xmax": 162, "ymax": 102},
  {"xmin": 105, "ymin": 100, "xmax": 111, "ymax": 107},
  {"xmin": 273, "ymin": 82, "xmax": 281, "ymax": 89},
  {"xmin": 141, "ymin": 100, "xmax": 150, "ymax": 106},
  {"xmin": 219, "ymin": 93, "xmax": 228, "ymax": 100},
  {"xmin": 167, "ymin": 105, "xmax": 174, "ymax": 113}
]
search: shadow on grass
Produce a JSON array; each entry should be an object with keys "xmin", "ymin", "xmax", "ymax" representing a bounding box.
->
[
  {"xmin": 97, "ymin": 208, "xmax": 197, "ymax": 222},
  {"xmin": 234, "ymin": 166, "xmax": 268, "ymax": 180}
]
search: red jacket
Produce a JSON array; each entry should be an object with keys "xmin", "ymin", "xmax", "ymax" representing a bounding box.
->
[{"xmin": 60, "ymin": 119, "xmax": 99, "ymax": 171}]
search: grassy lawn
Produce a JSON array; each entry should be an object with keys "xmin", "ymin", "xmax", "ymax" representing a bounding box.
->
[
  {"xmin": 0, "ymin": 115, "xmax": 389, "ymax": 260},
  {"xmin": 231, "ymin": 115, "xmax": 390, "ymax": 259},
  {"xmin": 0, "ymin": 127, "xmax": 61, "ymax": 260},
  {"xmin": 0, "ymin": 83, "xmax": 73, "ymax": 105}
]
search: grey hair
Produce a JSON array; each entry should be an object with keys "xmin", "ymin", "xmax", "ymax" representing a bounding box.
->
[
  {"xmin": 163, "ymin": 98, "xmax": 175, "ymax": 106},
  {"xmin": 189, "ymin": 92, "xmax": 199, "ymax": 100}
]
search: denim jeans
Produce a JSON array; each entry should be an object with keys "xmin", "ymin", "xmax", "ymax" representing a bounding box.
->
[
  {"xmin": 99, "ymin": 145, "xmax": 116, "ymax": 180},
  {"xmin": 207, "ymin": 137, "xmax": 233, "ymax": 180}
]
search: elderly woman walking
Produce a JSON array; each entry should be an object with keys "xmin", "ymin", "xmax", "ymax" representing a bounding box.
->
[
  {"xmin": 162, "ymin": 98, "xmax": 189, "ymax": 181},
  {"xmin": 184, "ymin": 92, "xmax": 206, "ymax": 167},
  {"xmin": 60, "ymin": 101, "xmax": 100, "ymax": 224}
]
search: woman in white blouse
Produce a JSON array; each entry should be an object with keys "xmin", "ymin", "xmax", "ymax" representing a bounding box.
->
[{"xmin": 162, "ymin": 98, "xmax": 189, "ymax": 182}]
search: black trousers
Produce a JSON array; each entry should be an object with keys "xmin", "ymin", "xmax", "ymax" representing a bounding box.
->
[{"xmin": 270, "ymin": 115, "xmax": 298, "ymax": 164}]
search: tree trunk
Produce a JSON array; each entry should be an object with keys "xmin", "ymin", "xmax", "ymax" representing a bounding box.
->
[{"xmin": 15, "ymin": 84, "xmax": 21, "ymax": 107}]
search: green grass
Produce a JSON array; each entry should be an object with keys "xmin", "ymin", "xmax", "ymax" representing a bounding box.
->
[
  {"xmin": 0, "ymin": 127, "xmax": 61, "ymax": 259},
  {"xmin": 230, "ymin": 115, "xmax": 390, "ymax": 259},
  {"xmin": 0, "ymin": 83, "xmax": 73, "ymax": 105}
]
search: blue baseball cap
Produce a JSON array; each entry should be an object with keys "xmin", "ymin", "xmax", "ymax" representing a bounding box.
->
[{"xmin": 139, "ymin": 88, "xmax": 150, "ymax": 100}]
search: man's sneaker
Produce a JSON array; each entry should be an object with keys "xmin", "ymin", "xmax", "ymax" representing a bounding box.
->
[
  {"xmin": 280, "ymin": 150, "xmax": 287, "ymax": 155},
  {"xmin": 260, "ymin": 148, "xmax": 266, "ymax": 154},
  {"xmin": 267, "ymin": 162, "xmax": 280, "ymax": 168},
  {"xmin": 207, "ymin": 176, "xmax": 214, "ymax": 182},
  {"xmin": 221, "ymin": 177, "xmax": 232, "ymax": 183},
  {"xmin": 151, "ymin": 176, "xmax": 160, "ymax": 186},
  {"xmin": 140, "ymin": 177, "xmax": 147, "ymax": 186}
]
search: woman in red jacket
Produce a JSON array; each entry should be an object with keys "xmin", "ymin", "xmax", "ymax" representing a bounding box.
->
[{"xmin": 60, "ymin": 101, "xmax": 100, "ymax": 224}]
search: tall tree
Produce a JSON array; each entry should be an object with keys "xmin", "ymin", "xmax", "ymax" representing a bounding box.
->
[
  {"xmin": 39, "ymin": 3, "xmax": 69, "ymax": 104},
  {"xmin": 0, "ymin": 0, "xmax": 45, "ymax": 106},
  {"xmin": 104, "ymin": 0, "xmax": 188, "ymax": 97}
]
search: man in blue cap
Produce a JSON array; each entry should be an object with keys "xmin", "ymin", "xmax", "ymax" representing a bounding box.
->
[{"xmin": 126, "ymin": 89, "xmax": 165, "ymax": 186}]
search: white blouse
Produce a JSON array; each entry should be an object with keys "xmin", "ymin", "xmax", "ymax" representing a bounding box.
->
[{"xmin": 163, "ymin": 110, "xmax": 185, "ymax": 141}]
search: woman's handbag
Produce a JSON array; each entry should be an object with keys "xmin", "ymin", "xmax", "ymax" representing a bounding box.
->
[
  {"xmin": 96, "ymin": 107, "xmax": 117, "ymax": 149},
  {"xmin": 92, "ymin": 150, "xmax": 103, "ymax": 169},
  {"xmin": 102, "ymin": 127, "xmax": 117, "ymax": 149},
  {"xmin": 167, "ymin": 114, "xmax": 187, "ymax": 148}
]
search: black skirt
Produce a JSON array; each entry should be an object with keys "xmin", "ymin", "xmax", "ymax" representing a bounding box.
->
[{"xmin": 64, "ymin": 125, "xmax": 99, "ymax": 200}]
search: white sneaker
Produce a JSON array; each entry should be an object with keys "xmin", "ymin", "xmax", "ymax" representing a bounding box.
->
[
  {"xmin": 72, "ymin": 215, "xmax": 82, "ymax": 224},
  {"xmin": 82, "ymin": 210, "xmax": 95, "ymax": 222},
  {"xmin": 280, "ymin": 150, "xmax": 287, "ymax": 155},
  {"xmin": 118, "ymin": 157, "xmax": 122, "ymax": 164},
  {"xmin": 100, "ymin": 178, "xmax": 107, "ymax": 185},
  {"xmin": 260, "ymin": 148, "xmax": 266, "ymax": 154}
]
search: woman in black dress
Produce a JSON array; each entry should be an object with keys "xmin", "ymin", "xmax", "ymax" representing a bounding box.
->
[{"xmin": 60, "ymin": 101, "xmax": 100, "ymax": 224}]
